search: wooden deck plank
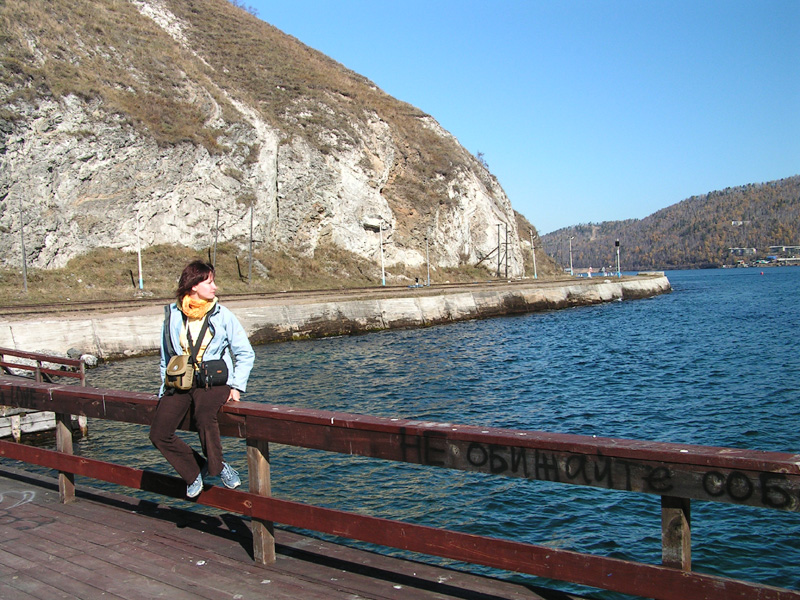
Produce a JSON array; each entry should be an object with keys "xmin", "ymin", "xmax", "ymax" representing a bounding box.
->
[
  {"xmin": 134, "ymin": 533, "xmax": 508, "ymax": 600},
  {"xmin": 41, "ymin": 534, "xmax": 222, "ymax": 600},
  {"xmin": 3, "ymin": 485, "xmax": 328, "ymax": 599},
  {"xmin": 138, "ymin": 517, "xmax": 568, "ymax": 600},
  {"xmin": 0, "ymin": 570, "xmax": 83, "ymax": 600},
  {"xmin": 0, "ymin": 579, "xmax": 43, "ymax": 600},
  {"xmin": 65, "ymin": 553, "xmax": 209, "ymax": 600},
  {"xmin": 0, "ymin": 515, "xmax": 85, "ymax": 566},
  {"xmin": 9, "ymin": 561, "xmax": 125, "ymax": 600},
  {"xmin": 0, "ymin": 465, "xmax": 586, "ymax": 600},
  {"xmin": 0, "ymin": 546, "xmax": 39, "ymax": 571},
  {"xmin": 11, "ymin": 514, "xmax": 227, "ymax": 600},
  {"xmin": 16, "ymin": 482, "xmax": 258, "ymax": 562},
  {"xmin": 3, "ymin": 526, "xmax": 91, "ymax": 562},
  {"xmin": 5, "ymin": 528, "xmax": 163, "ymax": 600},
  {"xmin": 99, "ymin": 535, "xmax": 294, "ymax": 600},
  {"xmin": 272, "ymin": 532, "xmax": 565, "ymax": 600},
  {"xmin": 0, "ymin": 528, "xmax": 97, "ymax": 572},
  {"xmin": 126, "ymin": 535, "xmax": 344, "ymax": 599}
]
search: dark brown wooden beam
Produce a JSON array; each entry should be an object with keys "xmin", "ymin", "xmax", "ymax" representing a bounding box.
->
[{"xmin": 2, "ymin": 378, "xmax": 799, "ymax": 511}]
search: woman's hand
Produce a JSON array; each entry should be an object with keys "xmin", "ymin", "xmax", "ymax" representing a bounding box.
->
[{"xmin": 227, "ymin": 388, "xmax": 241, "ymax": 403}]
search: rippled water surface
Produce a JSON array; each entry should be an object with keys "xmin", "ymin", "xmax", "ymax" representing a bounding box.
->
[{"xmin": 34, "ymin": 269, "xmax": 800, "ymax": 597}]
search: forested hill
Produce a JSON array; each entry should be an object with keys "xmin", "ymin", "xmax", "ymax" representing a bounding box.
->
[{"xmin": 540, "ymin": 176, "xmax": 800, "ymax": 271}]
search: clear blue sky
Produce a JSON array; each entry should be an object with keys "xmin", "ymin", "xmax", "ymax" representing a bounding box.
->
[{"xmin": 246, "ymin": 0, "xmax": 799, "ymax": 234}]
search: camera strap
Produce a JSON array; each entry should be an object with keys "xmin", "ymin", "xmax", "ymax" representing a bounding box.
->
[{"xmin": 185, "ymin": 314, "xmax": 210, "ymax": 369}]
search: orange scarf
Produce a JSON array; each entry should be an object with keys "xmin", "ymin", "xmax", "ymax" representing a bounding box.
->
[{"xmin": 180, "ymin": 296, "xmax": 216, "ymax": 320}]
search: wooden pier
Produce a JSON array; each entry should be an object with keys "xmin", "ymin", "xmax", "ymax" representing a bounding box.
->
[
  {"xmin": 0, "ymin": 466, "xmax": 576, "ymax": 600},
  {"xmin": 0, "ymin": 354, "xmax": 799, "ymax": 600}
]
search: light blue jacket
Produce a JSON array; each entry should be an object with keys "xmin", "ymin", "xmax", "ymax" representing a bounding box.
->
[{"xmin": 159, "ymin": 301, "xmax": 255, "ymax": 397}]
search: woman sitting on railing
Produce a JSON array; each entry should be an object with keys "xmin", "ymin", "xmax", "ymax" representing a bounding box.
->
[{"xmin": 149, "ymin": 260, "xmax": 255, "ymax": 498}]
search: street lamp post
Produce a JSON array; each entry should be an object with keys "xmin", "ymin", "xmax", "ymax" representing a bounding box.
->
[
  {"xmin": 569, "ymin": 236, "xmax": 574, "ymax": 277},
  {"xmin": 379, "ymin": 220, "xmax": 386, "ymax": 286},
  {"xmin": 529, "ymin": 228, "xmax": 537, "ymax": 280},
  {"xmin": 425, "ymin": 235, "xmax": 430, "ymax": 286}
]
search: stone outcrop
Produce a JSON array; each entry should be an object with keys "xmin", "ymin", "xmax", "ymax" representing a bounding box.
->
[{"xmin": 0, "ymin": 0, "xmax": 528, "ymax": 278}]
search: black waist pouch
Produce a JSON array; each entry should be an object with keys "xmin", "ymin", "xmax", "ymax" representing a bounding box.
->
[{"xmin": 196, "ymin": 359, "xmax": 228, "ymax": 388}]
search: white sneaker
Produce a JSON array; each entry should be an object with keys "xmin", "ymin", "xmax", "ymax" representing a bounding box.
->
[
  {"xmin": 220, "ymin": 462, "xmax": 240, "ymax": 489},
  {"xmin": 186, "ymin": 472, "xmax": 203, "ymax": 498}
]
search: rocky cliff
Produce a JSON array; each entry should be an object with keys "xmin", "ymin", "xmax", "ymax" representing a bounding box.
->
[{"xmin": 0, "ymin": 0, "xmax": 535, "ymax": 279}]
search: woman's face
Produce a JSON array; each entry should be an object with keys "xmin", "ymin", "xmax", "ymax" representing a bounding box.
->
[{"xmin": 190, "ymin": 273, "xmax": 217, "ymax": 301}]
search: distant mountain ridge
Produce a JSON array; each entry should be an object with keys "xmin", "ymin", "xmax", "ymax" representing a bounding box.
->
[{"xmin": 541, "ymin": 176, "xmax": 800, "ymax": 271}]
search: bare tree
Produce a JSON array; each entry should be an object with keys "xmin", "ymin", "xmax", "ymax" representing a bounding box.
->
[{"xmin": 229, "ymin": 0, "xmax": 258, "ymax": 17}]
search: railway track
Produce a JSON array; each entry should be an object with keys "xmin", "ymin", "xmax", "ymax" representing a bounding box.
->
[{"xmin": 1, "ymin": 278, "xmax": 567, "ymax": 319}]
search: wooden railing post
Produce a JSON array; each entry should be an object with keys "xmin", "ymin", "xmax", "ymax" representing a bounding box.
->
[
  {"xmin": 247, "ymin": 437, "xmax": 275, "ymax": 565},
  {"xmin": 661, "ymin": 495, "xmax": 691, "ymax": 570},
  {"xmin": 55, "ymin": 355, "xmax": 83, "ymax": 502},
  {"xmin": 10, "ymin": 413, "xmax": 21, "ymax": 442},
  {"xmin": 55, "ymin": 412, "xmax": 76, "ymax": 503},
  {"xmin": 78, "ymin": 359, "xmax": 88, "ymax": 436}
]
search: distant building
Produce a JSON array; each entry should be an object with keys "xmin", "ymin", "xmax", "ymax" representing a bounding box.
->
[
  {"xmin": 768, "ymin": 246, "xmax": 800, "ymax": 255},
  {"xmin": 728, "ymin": 247, "xmax": 757, "ymax": 256}
]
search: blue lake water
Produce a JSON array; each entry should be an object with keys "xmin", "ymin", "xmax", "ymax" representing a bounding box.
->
[{"xmin": 15, "ymin": 268, "xmax": 800, "ymax": 598}]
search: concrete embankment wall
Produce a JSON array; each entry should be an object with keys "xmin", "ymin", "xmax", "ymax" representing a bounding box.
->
[{"xmin": 0, "ymin": 275, "xmax": 670, "ymax": 360}]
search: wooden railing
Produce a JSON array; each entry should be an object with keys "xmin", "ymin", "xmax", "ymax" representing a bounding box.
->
[
  {"xmin": 0, "ymin": 347, "xmax": 86, "ymax": 385},
  {"xmin": 0, "ymin": 348, "xmax": 87, "ymax": 445},
  {"xmin": 0, "ymin": 375, "xmax": 798, "ymax": 600}
]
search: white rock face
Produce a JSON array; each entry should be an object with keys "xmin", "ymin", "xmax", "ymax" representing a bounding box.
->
[
  {"xmin": 0, "ymin": 1, "xmax": 525, "ymax": 278},
  {"xmin": 0, "ymin": 97, "xmax": 523, "ymax": 276}
]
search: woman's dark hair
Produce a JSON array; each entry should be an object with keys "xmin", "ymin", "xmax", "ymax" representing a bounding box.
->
[{"xmin": 176, "ymin": 260, "xmax": 215, "ymax": 300}]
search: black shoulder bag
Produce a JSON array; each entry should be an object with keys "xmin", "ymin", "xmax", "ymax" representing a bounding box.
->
[{"xmin": 188, "ymin": 317, "xmax": 229, "ymax": 389}]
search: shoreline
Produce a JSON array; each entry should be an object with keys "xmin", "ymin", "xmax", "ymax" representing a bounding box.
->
[{"xmin": 0, "ymin": 274, "xmax": 671, "ymax": 360}]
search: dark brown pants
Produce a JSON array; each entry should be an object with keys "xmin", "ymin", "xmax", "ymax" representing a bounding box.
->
[{"xmin": 149, "ymin": 385, "xmax": 231, "ymax": 484}]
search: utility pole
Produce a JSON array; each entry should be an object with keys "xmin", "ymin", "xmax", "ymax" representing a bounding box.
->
[
  {"xmin": 497, "ymin": 224, "xmax": 501, "ymax": 278},
  {"xmin": 136, "ymin": 213, "xmax": 143, "ymax": 290},
  {"xmin": 379, "ymin": 220, "xmax": 386, "ymax": 286},
  {"xmin": 505, "ymin": 223, "xmax": 509, "ymax": 279},
  {"xmin": 18, "ymin": 193, "xmax": 27, "ymax": 294},
  {"xmin": 212, "ymin": 208, "xmax": 220, "ymax": 268},
  {"xmin": 425, "ymin": 235, "xmax": 430, "ymax": 286},
  {"xmin": 569, "ymin": 236, "xmax": 574, "ymax": 276},
  {"xmin": 248, "ymin": 204, "xmax": 253, "ymax": 284}
]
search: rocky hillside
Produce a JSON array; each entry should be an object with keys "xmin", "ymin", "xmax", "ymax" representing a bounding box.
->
[
  {"xmin": 0, "ymin": 0, "xmax": 555, "ymax": 283},
  {"xmin": 541, "ymin": 176, "xmax": 800, "ymax": 270}
]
